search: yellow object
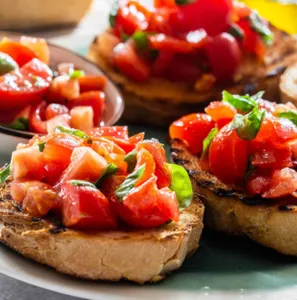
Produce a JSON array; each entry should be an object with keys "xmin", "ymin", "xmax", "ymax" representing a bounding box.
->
[{"xmin": 242, "ymin": 0, "xmax": 297, "ymax": 34}]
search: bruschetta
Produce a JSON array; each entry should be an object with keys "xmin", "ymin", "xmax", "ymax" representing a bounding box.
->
[
  {"xmin": 88, "ymin": 0, "xmax": 297, "ymax": 126},
  {"xmin": 170, "ymin": 92, "xmax": 297, "ymax": 255},
  {"xmin": 0, "ymin": 126, "xmax": 204, "ymax": 283}
]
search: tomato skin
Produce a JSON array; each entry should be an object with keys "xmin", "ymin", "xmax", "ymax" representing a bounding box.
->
[
  {"xmin": 170, "ymin": 113, "xmax": 215, "ymax": 155},
  {"xmin": 154, "ymin": 0, "xmax": 175, "ymax": 7},
  {"xmin": 45, "ymin": 104, "xmax": 69, "ymax": 120},
  {"xmin": 61, "ymin": 181, "xmax": 117, "ymax": 230},
  {"xmin": 205, "ymin": 101, "xmax": 236, "ymax": 125},
  {"xmin": 129, "ymin": 132, "xmax": 145, "ymax": 144},
  {"xmin": 0, "ymin": 58, "xmax": 52, "ymax": 111},
  {"xmin": 209, "ymin": 125, "xmax": 249, "ymax": 184},
  {"xmin": 68, "ymin": 91, "xmax": 105, "ymax": 127},
  {"xmin": 113, "ymin": 42, "xmax": 150, "ymax": 82},
  {"xmin": 29, "ymin": 101, "xmax": 48, "ymax": 134},
  {"xmin": 0, "ymin": 39, "xmax": 36, "ymax": 66},
  {"xmin": 262, "ymin": 168, "xmax": 297, "ymax": 199},
  {"xmin": 87, "ymin": 126, "xmax": 129, "ymax": 139},
  {"xmin": 78, "ymin": 75, "xmax": 107, "ymax": 92},
  {"xmin": 135, "ymin": 148, "xmax": 156, "ymax": 186},
  {"xmin": 112, "ymin": 176, "xmax": 179, "ymax": 228},
  {"xmin": 70, "ymin": 106, "xmax": 94, "ymax": 131},
  {"xmin": 151, "ymin": 51, "xmax": 174, "ymax": 76},
  {"xmin": 206, "ymin": 33, "xmax": 241, "ymax": 82}
]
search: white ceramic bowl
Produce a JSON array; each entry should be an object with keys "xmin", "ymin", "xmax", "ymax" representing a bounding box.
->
[{"xmin": 0, "ymin": 33, "xmax": 125, "ymax": 161}]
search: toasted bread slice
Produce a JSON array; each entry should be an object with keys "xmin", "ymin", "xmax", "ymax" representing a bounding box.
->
[
  {"xmin": 170, "ymin": 139, "xmax": 297, "ymax": 256},
  {"xmin": 0, "ymin": 180, "xmax": 204, "ymax": 283},
  {"xmin": 280, "ymin": 62, "xmax": 297, "ymax": 105},
  {"xmin": 88, "ymin": 27, "xmax": 297, "ymax": 126}
]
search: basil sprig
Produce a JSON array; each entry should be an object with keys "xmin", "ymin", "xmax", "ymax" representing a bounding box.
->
[
  {"xmin": 95, "ymin": 163, "xmax": 118, "ymax": 188},
  {"xmin": 233, "ymin": 107, "xmax": 265, "ymax": 140},
  {"xmin": 132, "ymin": 31, "xmax": 149, "ymax": 51},
  {"xmin": 202, "ymin": 127, "xmax": 218, "ymax": 155},
  {"xmin": 115, "ymin": 165, "xmax": 145, "ymax": 202},
  {"xmin": 0, "ymin": 164, "xmax": 11, "ymax": 184},
  {"xmin": 70, "ymin": 180, "xmax": 96, "ymax": 188},
  {"xmin": 278, "ymin": 111, "xmax": 297, "ymax": 127},
  {"xmin": 55, "ymin": 126, "xmax": 89, "ymax": 139},
  {"xmin": 229, "ymin": 23, "xmax": 244, "ymax": 40},
  {"xmin": 7, "ymin": 117, "xmax": 29, "ymax": 131},
  {"xmin": 167, "ymin": 163, "xmax": 193, "ymax": 210},
  {"xmin": 124, "ymin": 149, "xmax": 137, "ymax": 173},
  {"xmin": 38, "ymin": 142, "xmax": 46, "ymax": 152}
]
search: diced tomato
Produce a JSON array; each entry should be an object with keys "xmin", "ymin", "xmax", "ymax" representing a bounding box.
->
[
  {"xmin": 101, "ymin": 175, "xmax": 126, "ymax": 198},
  {"xmin": 170, "ymin": 0, "xmax": 233, "ymax": 36},
  {"xmin": 45, "ymin": 104, "xmax": 69, "ymax": 120},
  {"xmin": 170, "ymin": 113, "xmax": 215, "ymax": 155},
  {"xmin": 78, "ymin": 75, "xmax": 107, "ymax": 92},
  {"xmin": 11, "ymin": 145, "xmax": 45, "ymax": 180},
  {"xmin": 87, "ymin": 126, "xmax": 129, "ymax": 139},
  {"xmin": 135, "ymin": 148, "xmax": 156, "ymax": 186},
  {"xmin": 29, "ymin": 101, "xmax": 48, "ymax": 134},
  {"xmin": 148, "ymin": 32, "xmax": 208, "ymax": 54},
  {"xmin": 68, "ymin": 91, "xmax": 105, "ymax": 126},
  {"xmin": 55, "ymin": 147, "xmax": 108, "ymax": 188},
  {"xmin": 151, "ymin": 51, "xmax": 174, "ymax": 76},
  {"xmin": 11, "ymin": 179, "xmax": 44, "ymax": 204},
  {"xmin": 136, "ymin": 139, "xmax": 171, "ymax": 188},
  {"xmin": 206, "ymin": 33, "xmax": 241, "ymax": 81},
  {"xmin": 57, "ymin": 63, "xmax": 74, "ymax": 75},
  {"xmin": 20, "ymin": 36, "xmax": 50, "ymax": 65},
  {"xmin": 44, "ymin": 162, "xmax": 67, "ymax": 186},
  {"xmin": 70, "ymin": 106, "xmax": 94, "ymax": 131},
  {"xmin": 205, "ymin": 101, "xmax": 236, "ymax": 127},
  {"xmin": 105, "ymin": 136, "xmax": 136, "ymax": 154},
  {"xmin": 92, "ymin": 138, "xmax": 126, "ymax": 156},
  {"xmin": 113, "ymin": 42, "xmax": 150, "ymax": 82},
  {"xmin": 22, "ymin": 184, "xmax": 58, "ymax": 217},
  {"xmin": 0, "ymin": 38, "xmax": 37, "ymax": 66},
  {"xmin": 233, "ymin": 1, "xmax": 252, "ymax": 20},
  {"xmin": 209, "ymin": 124, "xmax": 249, "ymax": 184},
  {"xmin": 112, "ymin": 176, "xmax": 179, "ymax": 228},
  {"xmin": 45, "ymin": 75, "xmax": 80, "ymax": 104},
  {"xmin": 0, "ymin": 58, "xmax": 52, "ymax": 111},
  {"xmin": 61, "ymin": 181, "xmax": 117, "ymax": 230},
  {"xmin": 154, "ymin": 0, "xmax": 175, "ymax": 7},
  {"xmin": 262, "ymin": 168, "xmax": 297, "ymax": 199},
  {"xmin": 246, "ymin": 169, "xmax": 271, "ymax": 196},
  {"xmin": 148, "ymin": 8, "xmax": 174, "ymax": 35},
  {"xmin": 129, "ymin": 132, "xmax": 145, "ymax": 144},
  {"xmin": 46, "ymin": 114, "xmax": 70, "ymax": 134}
]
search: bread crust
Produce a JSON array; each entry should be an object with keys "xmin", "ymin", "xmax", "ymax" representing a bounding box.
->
[
  {"xmin": 88, "ymin": 28, "xmax": 297, "ymax": 126},
  {"xmin": 0, "ymin": 181, "xmax": 204, "ymax": 283},
  {"xmin": 170, "ymin": 139, "xmax": 297, "ymax": 256}
]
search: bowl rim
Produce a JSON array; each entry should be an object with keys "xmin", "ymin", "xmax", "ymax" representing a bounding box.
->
[{"xmin": 0, "ymin": 31, "xmax": 125, "ymax": 139}]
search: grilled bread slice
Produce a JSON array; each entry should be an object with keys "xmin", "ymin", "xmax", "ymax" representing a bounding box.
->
[
  {"xmin": 170, "ymin": 138, "xmax": 297, "ymax": 256},
  {"xmin": 0, "ymin": 180, "xmax": 204, "ymax": 283},
  {"xmin": 88, "ymin": 27, "xmax": 297, "ymax": 126}
]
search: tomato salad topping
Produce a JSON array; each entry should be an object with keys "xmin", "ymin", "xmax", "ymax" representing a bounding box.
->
[
  {"xmin": 106, "ymin": 0, "xmax": 273, "ymax": 83},
  {"xmin": 170, "ymin": 93, "xmax": 297, "ymax": 201},
  {"xmin": 2, "ymin": 126, "xmax": 193, "ymax": 230},
  {"xmin": 0, "ymin": 36, "xmax": 106, "ymax": 134}
]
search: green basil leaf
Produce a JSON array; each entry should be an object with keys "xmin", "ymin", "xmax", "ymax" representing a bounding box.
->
[
  {"xmin": 167, "ymin": 163, "xmax": 193, "ymax": 210},
  {"xmin": 0, "ymin": 52, "xmax": 18, "ymax": 76},
  {"xmin": 124, "ymin": 149, "xmax": 137, "ymax": 173},
  {"xmin": 233, "ymin": 107, "xmax": 265, "ymax": 140},
  {"xmin": 0, "ymin": 164, "xmax": 11, "ymax": 184},
  {"xmin": 278, "ymin": 111, "xmax": 297, "ymax": 127},
  {"xmin": 115, "ymin": 165, "xmax": 145, "ymax": 202},
  {"xmin": 69, "ymin": 70, "xmax": 85, "ymax": 79},
  {"xmin": 229, "ymin": 23, "xmax": 245, "ymax": 40},
  {"xmin": 244, "ymin": 155, "xmax": 256, "ymax": 182},
  {"xmin": 175, "ymin": 0, "xmax": 195, "ymax": 5},
  {"xmin": 55, "ymin": 126, "xmax": 89, "ymax": 139},
  {"xmin": 248, "ymin": 11, "xmax": 273, "ymax": 45},
  {"xmin": 132, "ymin": 31, "xmax": 149, "ymax": 50},
  {"xmin": 38, "ymin": 142, "xmax": 46, "ymax": 152},
  {"xmin": 202, "ymin": 127, "xmax": 218, "ymax": 154},
  {"xmin": 109, "ymin": 0, "xmax": 119, "ymax": 27},
  {"xmin": 222, "ymin": 91, "xmax": 257, "ymax": 113},
  {"xmin": 70, "ymin": 180, "xmax": 96, "ymax": 187},
  {"xmin": 251, "ymin": 90, "xmax": 265, "ymax": 101},
  {"xmin": 95, "ymin": 163, "xmax": 118, "ymax": 188},
  {"xmin": 7, "ymin": 117, "xmax": 29, "ymax": 131}
]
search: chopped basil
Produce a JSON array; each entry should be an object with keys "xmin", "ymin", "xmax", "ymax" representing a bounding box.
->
[
  {"xmin": 0, "ymin": 52, "xmax": 18, "ymax": 76},
  {"xmin": 55, "ymin": 126, "xmax": 89, "ymax": 139},
  {"xmin": 69, "ymin": 70, "xmax": 85, "ymax": 79},
  {"xmin": 7, "ymin": 117, "xmax": 29, "ymax": 131},
  {"xmin": 132, "ymin": 31, "xmax": 149, "ymax": 51},
  {"xmin": 124, "ymin": 149, "xmax": 137, "ymax": 173},
  {"xmin": 202, "ymin": 127, "xmax": 218, "ymax": 155},
  {"xmin": 0, "ymin": 164, "xmax": 11, "ymax": 184},
  {"xmin": 233, "ymin": 107, "xmax": 265, "ymax": 140},
  {"xmin": 229, "ymin": 23, "xmax": 244, "ymax": 40},
  {"xmin": 38, "ymin": 142, "xmax": 46, "ymax": 152},
  {"xmin": 95, "ymin": 163, "xmax": 118, "ymax": 188},
  {"xmin": 278, "ymin": 111, "xmax": 297, "ymax": 127},
  {"xmin": 251, "ymin": 90, "xmax": 265, "ymax": 101},
  {"xmin": 70, "ymin": 180, "xmax": 96, "ymax": 188},
  {"xmin": 167, "ymin": 163, "xmax": 193, "ymax": 210},
  {"xmin": 115, "ymin": 165, "xmax": 145, "ymax": 202},
  {"xmin": 109, "ymin": 0, "xmax": 119, "ymax": 27},
  {"xmin": 248, "ymin": 11, "xmax": 273, "ymax": 45},
  {"xmin": 222, "ymin": 91, "xmax": 257, "ymax": 113},
  {"xmin": 175, "ymin": 0, "xmax": 195, "ymax": 5},
  {"xmin": 244, "ymin": 155, "xmax": 256, "ymax": 182}
]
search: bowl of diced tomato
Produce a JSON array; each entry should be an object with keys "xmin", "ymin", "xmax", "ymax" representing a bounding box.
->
[{"xmin": 0, "ymin": 32, "xmax": 124, "ymax": 160}]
